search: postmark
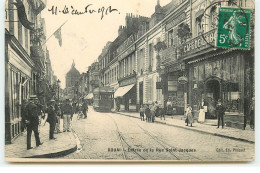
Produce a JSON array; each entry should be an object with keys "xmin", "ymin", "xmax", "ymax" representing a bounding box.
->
[{"xmin": 198, "ymin": 0, "xmax": 253, "ymax": 50}]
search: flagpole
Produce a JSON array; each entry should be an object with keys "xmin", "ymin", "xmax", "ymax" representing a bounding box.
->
[{"xmin": 41, "ymin": 20, "xmax": 68, "ymax": 47}]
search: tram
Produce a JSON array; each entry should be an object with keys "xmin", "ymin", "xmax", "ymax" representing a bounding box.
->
[{"xmin": 93, "ymin": 86, "xmax": 114, "ymax": 112}]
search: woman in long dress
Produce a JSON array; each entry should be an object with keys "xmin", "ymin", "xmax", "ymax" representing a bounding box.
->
[
  {"xmin": 198, "ymin": 99, "xmax": 206, "ymax": 123},
  {"xmin": 185, "ymin": 104, "xmax": 194, "ymax": 127}
]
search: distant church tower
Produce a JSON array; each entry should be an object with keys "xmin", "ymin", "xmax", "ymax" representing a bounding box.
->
[{"xmin": 66, "ymin": 60, "xmax": 80, "ymax": 89}]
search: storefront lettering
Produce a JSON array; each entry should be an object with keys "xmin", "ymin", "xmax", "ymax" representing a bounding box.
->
[
  {"xmin": 119, "ymin": 78, "xmax": 136, "ymax": 87},
  {"xmin": 182, "ymin": 29, "xmax": 216, "ymax": 56}
]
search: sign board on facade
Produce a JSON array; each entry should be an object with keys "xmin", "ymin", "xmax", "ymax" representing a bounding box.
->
[
  {"xmin": 178, "ymin": 76, "xmax": 188, "ymax": 84},
  {"xmin": 119, "ymin": 77, "xmax": 136, "ymax": 87},
  {"xmin": 182, "ymin": 29, "xmax": 216, "ymax": 57}
]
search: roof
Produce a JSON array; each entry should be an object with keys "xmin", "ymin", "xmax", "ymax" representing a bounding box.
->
[{"xmin": 66, "ymin": 61, "xmax": 80, "ymax": 77}]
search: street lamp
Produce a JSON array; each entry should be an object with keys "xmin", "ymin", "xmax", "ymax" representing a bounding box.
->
[{"xmin": 57, "ymin": 79, "xmax": 61, "ymax": 101}]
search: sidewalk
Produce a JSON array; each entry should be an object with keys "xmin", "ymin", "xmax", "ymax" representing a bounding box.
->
[
  {"xmin": 115, "ymin": 111, "xmax": 255, "ymax": 143},
  {"xmin": 5, "ymin": 117, "xmax": 77, "ymax": 160}
]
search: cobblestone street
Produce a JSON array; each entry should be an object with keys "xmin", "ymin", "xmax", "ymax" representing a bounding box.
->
[{"xmin": 61, "ymin": 107, "xmax": 255, "ymax": 161}]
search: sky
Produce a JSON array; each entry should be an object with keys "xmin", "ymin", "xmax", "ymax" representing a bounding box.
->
[{"xmin": 41, "ymin": 0, "xmax": 172, "ymax": 88}]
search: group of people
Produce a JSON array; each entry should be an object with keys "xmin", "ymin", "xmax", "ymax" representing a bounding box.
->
[
  {"xmin": 23, "ymin": 96, "xmax": 88, "ymax": 150},
  {"xmin": 185, "ymin": 99, "xmax": 226, "ymax": 128},
  {"xmin": 139, "ymin": 101, "xmax": 165, "ymax": 122}
]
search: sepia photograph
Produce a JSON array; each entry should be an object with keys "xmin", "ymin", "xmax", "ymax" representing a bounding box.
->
[{"xmin": 4, "ymin": 0, "xmax": 255, "ymax": 163}]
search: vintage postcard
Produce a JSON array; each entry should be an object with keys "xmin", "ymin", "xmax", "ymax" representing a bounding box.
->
[{"xmin": 4, "ymin": 0, "xmax": 255, "ymax": 163}]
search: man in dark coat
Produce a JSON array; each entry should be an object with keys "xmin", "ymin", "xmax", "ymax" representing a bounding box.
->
[
  {"xmin": 21, "ymin": 99, "xmax": 28, "ymax": 133},
  {"xmin": 82, "ymin": 100, "xmax": 88, "ymax": 119},
  {"xmin": 25, "ymin": 96, "xmax": 43, "ymax": 150},
  {"xmin": 47, "ymin": 99, "xmax": 57, "ymax": 139},
  {"xmin": 145, "ymin": 105, "xmax": 151, "ymax": 122},
  {"xmin": 216, "ymin": 99, "xmax": 226, "ymax": 129}
]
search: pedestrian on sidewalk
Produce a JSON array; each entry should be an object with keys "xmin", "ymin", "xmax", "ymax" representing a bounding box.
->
[
  {"xmin": 150, "ymin": 102, "xmax": 156, "ymax": 123},
  {"xmin": 198, "ymin": 99, "xmax": 207, "ymax": 123},
  {"xmin": 216, "ymin": 99, "xmax": 226, "ymax": 129},
  {"xmin": 154, "ymin": 101, "xmax": 159, "ymax": 117},
  {"xmin": 25, "ymin": 96, "xmax": 43, "ymax": 150},
  {"xmin": 82, "ymin": 100, "xmax": 88, "ymax": 119},
  {"xmin": 145, "ymin": 104, "xmax": 151, "ymax": 122},
  {"xmin": 47, "ymin": 99, "xmax": 57, "ymax": 140},
  {"xmin": 21, "ymin": 99, "xmax": 28, "ymax": 134},
  {"xmin": 159, "ymin": 105, "xmax": 166, "ymax": 120},
  {"xmin": 62, "ymin": 99, "xmax": 73, "ymax": 132},
  {"xmin": 185, "ymin": 104, "xmax": 194, "ymax": 127},
  {"xmin": 55, "ymin": 101, "xmax": 62, "ymax": 133},
  {"xmin": 139, "ymin": 104, "xmax": 145, "ymax": 121}
]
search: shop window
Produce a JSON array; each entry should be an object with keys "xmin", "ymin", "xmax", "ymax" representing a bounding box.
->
[
  {"xmin": 193, "ymin": 56, "xmax": 243, "ymax": 113},
  {"xmin": 168, "ymin": 75, "xmax": 178, "ymax": 92}
]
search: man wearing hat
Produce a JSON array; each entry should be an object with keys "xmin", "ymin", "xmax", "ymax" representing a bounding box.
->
[
  {"xmin": 216, "ymin": 99, "xmax": 226, "ymax": 129},
  {"xmin": 61, "ymin": 99, "xmax": 73, "ymax": 132},
  {"xmin": 46, "ymin": 98, "xmax": 57, "ymax": 139},
  {"xmin": 25, "ymin": 95, "xmax": 43, "ymax": 150}
]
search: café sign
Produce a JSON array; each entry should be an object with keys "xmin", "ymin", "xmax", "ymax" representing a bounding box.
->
[{"xmin": 182, "ymin": 29, "xmax": 216, "ymax": 57}]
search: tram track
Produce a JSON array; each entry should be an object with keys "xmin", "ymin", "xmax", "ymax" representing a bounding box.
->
[
  {"xmin": 109, "ymin": 114, "xmax": 146, "ymax": 160},
  {"xmin": 134, "ymin": 122, "xmax": 201, "ymax": 161}
]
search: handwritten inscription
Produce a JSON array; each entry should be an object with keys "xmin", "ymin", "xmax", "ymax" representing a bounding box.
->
[{"xmin": 48, "ymin": 4, "xmax": 120, "ymax": 20}]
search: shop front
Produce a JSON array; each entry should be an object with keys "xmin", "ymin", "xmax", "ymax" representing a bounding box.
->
[
  {"xmin": 114, "ymin": 75, "xmax": 137, "ymax": 112},
  {"xmin": 164, "ymin": 64, "xmax": 186, "ymax": 115},
  {"xmin": 5, "ymin": 30, "xmax": 34, "ymax": 144},
  {"xmin": 186, "ymin": 49, "xmax": 253, "ymax": 129}
]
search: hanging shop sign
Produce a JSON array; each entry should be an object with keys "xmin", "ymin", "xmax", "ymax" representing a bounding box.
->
[{"xmin": 178, "ymin": 76, "xmax": 188, "ymax": 84}]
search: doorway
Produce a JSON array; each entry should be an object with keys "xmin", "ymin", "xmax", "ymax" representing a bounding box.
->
[{"xmin": 205, "ymin": 79, "xmax": 220, "ymax": 119}]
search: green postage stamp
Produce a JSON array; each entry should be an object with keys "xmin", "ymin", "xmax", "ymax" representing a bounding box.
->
[{"xmin": 216, "ymin": 7, "xmax": 252, "ymax": 49}]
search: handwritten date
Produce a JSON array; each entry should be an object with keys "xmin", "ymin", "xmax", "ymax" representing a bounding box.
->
[{"xmin": 48, "ymin": 4, "xmax": 120, "ymax": 20}]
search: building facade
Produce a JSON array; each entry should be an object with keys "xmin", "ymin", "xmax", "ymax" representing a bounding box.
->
[
  {"xmin": 92, "ymin": 0, "xmax": 255, "ymax": 130},
  {"xmin": 181, "ymin": 0, "xmax": 255, "ymax": 129},
  {"xmin": 5, "ymin": 0, "xmax": 52, "ymax": 143},
  {"xmin": 65, "ymin": 61, "xmax": 81, "ymax": 100}
]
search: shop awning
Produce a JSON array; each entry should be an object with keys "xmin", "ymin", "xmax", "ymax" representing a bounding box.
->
[
  {"xmin": 114, "ymin": 84, "xmax": 135, "ymax": 98},
  {"xmin": 85, "ymin": 93, "xmax": 93, "ymax": 99}
]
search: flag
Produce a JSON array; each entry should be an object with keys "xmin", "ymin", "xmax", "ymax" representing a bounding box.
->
[
  {"xmin": 34, "ymin": 0, "xmax": 46, "ymax": 16},
  {"xmin": 12, "ymin": 0, "xmax": 34, "ymax": 31},
  {"xmin": 54, "ymin": 27, "xmax": 62, "ymax": 47}
]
